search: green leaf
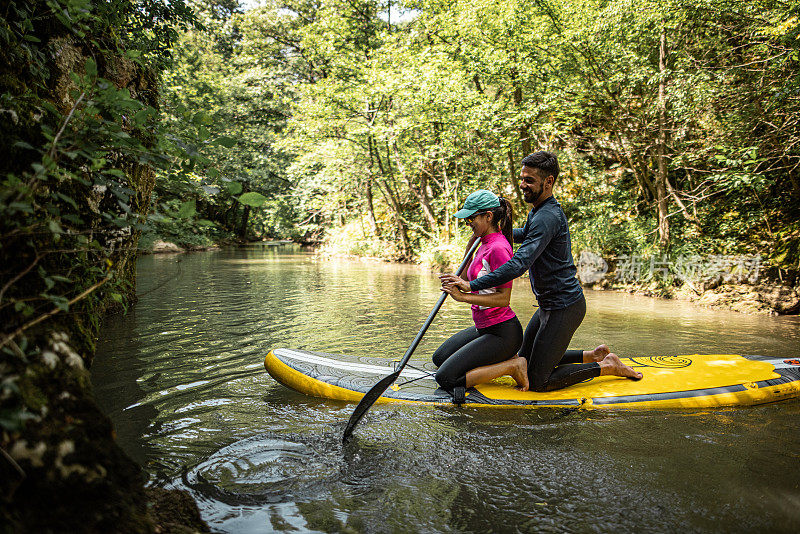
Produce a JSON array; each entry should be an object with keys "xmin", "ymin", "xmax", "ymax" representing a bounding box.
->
[
  {"xmin": 13, "ymin": 141, "xmax": 36, "ymax": 151},
  {"xmin": 192, "ymin": 112, "xmax": 213, "ymax": 126},
  {"xmin": 85, "ymin": 58, "xmax": 97, "ymax": 77},
  {"xmin": 237, "ymin": 192, "xmax": 268, "ymax": 207},
  {"xmin": 14, "ymin": 301, "xmax": 33, "ymax": 316},
  {"xmin": 47, "ymin": 220, "xmax": 63, "ymax": 234},
  {"xmin": 178, "ymin": 199, "xmax": 196, "ymax": 218},
  {"xmin": 226, "ymin": 181, "xmax": 243, "ymax": 195},
  {"xmin": 110, "ymin": 292, "xmax": 123, "ymax": 303},
  {"xmin": 133, "ymin": 109, "xmax": 152, "ymax": 126},
  {"xmin": 41, "ymin": 102, "xmax": 57, "ymax": 114},
  {"xmin": 9, "ymin": 202, "xmax": 33, "ymax": 214},
  {"xmin": 212, "ymin": 136, "xmax": 237, "ymax": 148},
  {"xmin": 44, "ymin": 295, "xmax": 70, "ymax": 312}
]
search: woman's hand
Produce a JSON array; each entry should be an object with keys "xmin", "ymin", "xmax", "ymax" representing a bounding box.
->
[
  {"xmin": 440, "ymin": 283, "xmax": 512, "ymax": 308},
  {"xmin": 441, "ymin": 282, "xmax": 467, "ymax": 302},
  {"xmin": 438, "ymin": 273, "xmax": 471, "ymax": 293}
]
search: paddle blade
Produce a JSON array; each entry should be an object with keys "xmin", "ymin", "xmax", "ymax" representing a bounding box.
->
[{"xmin": 342, "ymin": 370, "xmax": 400, "ymax": 442}]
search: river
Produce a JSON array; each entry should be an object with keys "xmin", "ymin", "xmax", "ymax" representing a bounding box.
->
[{"xmin": 92, "ymin": 244, "xmax": 800, "ymax": 533}]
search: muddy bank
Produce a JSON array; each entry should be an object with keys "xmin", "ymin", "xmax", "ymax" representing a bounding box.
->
[
  {"xmin": 142, "ymin": 238, "xmax": 295, "ymax": 255},
  {"xmin": 1, "ymin": 331, "xmax": 211, "ymax": 534},
  {"xmin": 588, "ymin": 277, "xmax": 800, "ymax": 315},
  {"xmin": 320, "ymin": 246, "xmax": 800, "ymax": 316}
]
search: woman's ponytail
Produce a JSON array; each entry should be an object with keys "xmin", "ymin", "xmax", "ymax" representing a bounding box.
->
[{"xmin": 491, "ymin": 196, "xmax": 514, "ymax": 245}]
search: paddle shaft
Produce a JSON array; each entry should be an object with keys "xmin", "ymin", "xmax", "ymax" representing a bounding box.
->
[{"xmin": 342, "ymin": 237, "xmax": 481, "ymax": 441}]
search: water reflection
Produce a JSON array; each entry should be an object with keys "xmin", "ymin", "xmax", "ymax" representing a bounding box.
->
[{"xmin": 93, "ymin": 245, "xmax": 800, "ymax": 533}]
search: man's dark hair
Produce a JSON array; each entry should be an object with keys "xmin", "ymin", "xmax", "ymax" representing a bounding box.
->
[{"xmin": 521, "ymin": 151, "xmax": 559, "ymax": 183}]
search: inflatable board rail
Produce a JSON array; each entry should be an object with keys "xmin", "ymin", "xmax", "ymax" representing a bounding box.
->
[{"xmin": 265, "ymin": 349, "xmax": 800, "ymax": 409}]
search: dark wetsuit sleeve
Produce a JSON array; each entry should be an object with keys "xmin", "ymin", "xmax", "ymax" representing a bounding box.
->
[
  {"xmin": 512, "ymin": 227, "xmax": 525, "ymax": 243},
  {"xmin": 469, "ymin": 211, "xmax": 559, "ymax": 292}
]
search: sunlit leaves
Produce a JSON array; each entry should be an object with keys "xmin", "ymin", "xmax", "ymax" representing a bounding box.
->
[
  {"xmin": 212, "ymin": 136, "xmax": 237, "ymax": 148},
  {"xmin": 237, "ymin": 192, "xmax": 268, "ymax": 207},
  {"xmin": 225, "ymin": 181, "xmax": 243, "ymax": 195}
]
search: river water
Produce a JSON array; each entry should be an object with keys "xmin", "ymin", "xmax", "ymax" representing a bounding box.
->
[{"xmin": 92, "ymin": 245, "xmax": 800, "ymax": 533}]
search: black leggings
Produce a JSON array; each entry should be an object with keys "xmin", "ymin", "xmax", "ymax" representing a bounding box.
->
[
  {"xmin": 432, "ymin": 317, "xmax": 523, "ymax": 390},
  {"xmin": 521, "ymin": 296, "xmax": 601, "ymax": 392}
]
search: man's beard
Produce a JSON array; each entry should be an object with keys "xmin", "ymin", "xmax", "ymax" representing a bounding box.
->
[{"xmin": 523, "ymin": 186, "xmax": 541, "ymax": 203}]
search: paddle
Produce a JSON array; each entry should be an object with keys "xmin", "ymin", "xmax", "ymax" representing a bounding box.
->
[{"xmin": 342, "ymin": 237, "xmax": 482, "ymax": 442}]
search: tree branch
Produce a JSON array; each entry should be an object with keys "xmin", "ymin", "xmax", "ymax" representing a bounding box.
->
[{"xmin": 0, "ymin": 276, "xmax": 111, "ymax": 350}]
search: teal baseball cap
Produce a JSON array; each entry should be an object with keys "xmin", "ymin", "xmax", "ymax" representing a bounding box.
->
[{"xmin": 454, "ymin": 190, "xmax": 501, "ymax": 218}]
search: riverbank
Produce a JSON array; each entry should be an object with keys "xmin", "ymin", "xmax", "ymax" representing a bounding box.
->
[
  {"xmin": 143, "ymin": 238, "xmax": 297, "ymax": 255},
  {"xmin": 318, "ymin": 245, "xmax": 800, "ymax": 316},
  {"xmin": 141, "ymin": 239, "xmax": 800, "ymax": 316},
  {"xmin": 584, "ymin": 276, "xmax": 800, "ymax": 316},
  {"xmin": 1, "ymin": 331, "xmax": 212, "ymax": 534}
]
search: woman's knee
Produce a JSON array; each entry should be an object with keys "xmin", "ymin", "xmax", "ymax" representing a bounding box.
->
[{"xmin": 432, "ymin": 347, "xmax": 449, "ymax": 367}]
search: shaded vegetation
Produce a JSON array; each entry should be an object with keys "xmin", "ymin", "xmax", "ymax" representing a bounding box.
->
[{"xmin": 1, "ymin": 0, "xmax": 208, "ymax": 531}]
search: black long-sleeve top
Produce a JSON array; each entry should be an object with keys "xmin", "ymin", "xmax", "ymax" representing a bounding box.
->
[{"xmin": 469, "ymin": 196, "xmax": 583, "ymax": 310}]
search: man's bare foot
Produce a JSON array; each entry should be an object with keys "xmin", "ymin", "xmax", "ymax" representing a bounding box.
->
[
  {"xmin": 584, "ymin": 344, "xmax": 610, "ymax": 363},
  {"xmin": 511, "ymin": 356, "xmax": 530, "ymax": 391},
  {"xmin": 598, "ymin": 353, "xmax": 643, "ymax": 380}
]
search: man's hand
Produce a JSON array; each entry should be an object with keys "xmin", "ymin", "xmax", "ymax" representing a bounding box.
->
[{"xmin": 439, "ymin": 273, "xmax": 471, "ymax": 293}]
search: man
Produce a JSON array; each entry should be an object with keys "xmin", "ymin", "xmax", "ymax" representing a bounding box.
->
[{"xmin": 440, "ymin": 151, "xmax": 642, "ymax": 391}]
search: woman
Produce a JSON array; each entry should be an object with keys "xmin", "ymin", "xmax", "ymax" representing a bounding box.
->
[{"xmin": 433, "ymin": 190, "xmax": 529, "ymax": 397}]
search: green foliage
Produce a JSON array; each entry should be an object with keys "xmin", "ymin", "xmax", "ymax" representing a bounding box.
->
[
  {"xmin": 149, "ymin": 2, "xmax": 297, "ymax": 244},
  {"xmin": 237, "ymin": 192, "xmax": 268, "ymax": 207},
  {"xmin": 0, "ymin": 0, "xmax": 198, "ymax": 437},
  {"xmin": 256, "ymin": 0, "xmax": 799, "ymax": 270}
]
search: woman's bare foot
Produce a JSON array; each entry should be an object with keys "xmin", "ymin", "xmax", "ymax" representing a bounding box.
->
[
  {"xmin": 584, "ymin": 344, "xmax": 611, "ymax": 363},
  {"xmin": 511, "ymin": 356, "xmax": 530, "ymax": 391},
  {"xmin": 598, "ymin": 353, "xmax": 643, "ymax": 380}
]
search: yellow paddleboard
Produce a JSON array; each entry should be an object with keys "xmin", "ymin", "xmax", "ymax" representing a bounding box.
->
[{"xmin": 264, "ymin": 348, "xmax": 800, "ymax": 409}]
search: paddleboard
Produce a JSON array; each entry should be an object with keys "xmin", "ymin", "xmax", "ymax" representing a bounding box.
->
[{"xmin": 264, "ymin": 349, "xmax": 800, "ymax": 409}]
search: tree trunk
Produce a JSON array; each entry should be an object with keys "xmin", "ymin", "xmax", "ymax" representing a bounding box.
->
[
  {"xmin": 364, "ymin": 178, "xmax": 380, "ymax": 237},
  {"xmin": 376, "ymin": 179, "xmax": 411, "ymax": 258},
  {"xmin": 507, "ymin": 150, "xmax": 525, "ymax": 210},
  {"xmin": 416, "ymin": 173, "xmax": 438, "ymax": 233},
  {"xmin": 393, "ymin": 142, "xmax": 438, "ymax": 232},
  {"xmin": 512, "ymin": 69, "xmax": 531, "ymax": 157},
  {"xmin": 369, "ymin": 133, "xmax": 410, "ymax": 257},
  {"xmin": 443, "ymin": 158, "xmax": 451, "ymax": 241},
  {"xmin": 507, "ymin": 66, "xmax": 529, "ymax": 212},
  {"xmin": 612, "ymin": 130, "xmax": 655, "ymax": 201},
  {"xmin": 656, "ymin": 26, "xmax": 670, "ymax": 248},
  {"xmin": 238, "ymin": 205, "xmax": 251, "ymax": 239}
]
